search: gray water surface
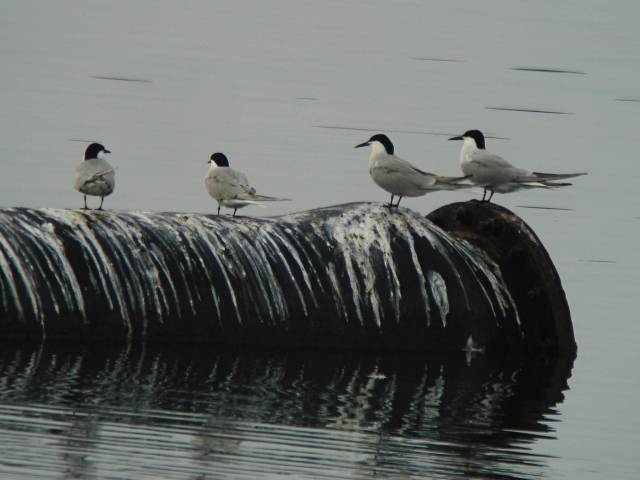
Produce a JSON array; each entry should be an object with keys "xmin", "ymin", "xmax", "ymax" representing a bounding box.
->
[{"xmin": 1, "ymin": 0, "xmax": 640, "ymax": 478}]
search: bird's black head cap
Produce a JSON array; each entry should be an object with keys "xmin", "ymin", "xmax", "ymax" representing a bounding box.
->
[
  {"xmin": 368, "ymin": 134, "xmax": 394, "ymax": 154},
  {"xmin": 449, "ymin": 129, "xmax": 486, "ymax": 149},
  {"xmin": 463, "ymin": 130, "xmax": 485, "ymax": 149},
  {"xmin": 354, "ymin": 133, "xmax": 394, "ymax": 154},
  {"xmin": 84, "ymin": 142, "xmax": 110, "ymax": 160},
  {"xmin": 210, "ymin": 152, "xmax": 229, "ymax": 167}
]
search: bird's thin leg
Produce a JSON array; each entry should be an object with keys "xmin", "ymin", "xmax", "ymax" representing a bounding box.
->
[
  {"xmin": 388, "ymin": 194, "xmax": 395, "ymax": 208},
  {"xmin": 217, "ymin": 205, "xmax": 221, "ymax": 215},
  {"xmin": 97, "ymin": 197, "xmax": 104, "ymax": 210},
  {"xmin": 82, "ymin": 195, "xmax": 88, "ymax": 210},
  {"xmin": 481, "ymin": 188, "xmax": 487, "ymax": 201},
  {"xmin": 233, "ymin": 208, "xmax": 238, "ymax": 217},
  {"xmin": 395, "ymin": 196, "xmax": 403, "ymax": 207},
  {"xmin": 487, "ymin": 190, "xmax": 495, "ymax": 202}
]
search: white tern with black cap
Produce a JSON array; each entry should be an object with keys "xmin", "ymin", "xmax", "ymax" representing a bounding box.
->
[
  {"xmin": 205, "ymin": 152, "xmax": 290, "ymax": 216},
  {"xmin": 449, "ymin": 129, "xmax": 587, "ymax": 202},
  {"xmin": 355, "ymin": 133, "xmax": 470, "ymax": 208},
  {"xmin": 74, "ymin": 142, "xmax": 115, "ymax": 210}
]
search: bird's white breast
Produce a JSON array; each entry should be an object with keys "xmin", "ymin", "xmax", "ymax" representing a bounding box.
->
[{"xmin": 459, "ymin": 138, "xmax": 478, "ymax": 170}]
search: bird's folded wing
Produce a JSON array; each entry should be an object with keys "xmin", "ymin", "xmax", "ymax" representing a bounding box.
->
[
  {"xmin": 239, "ymin": 183, "xmax": 258, "ymax": 197},
  {"xmin": 231, "ymin": 180, "xmax": 289, "ymax": 202},
  {"xmin": 411, "ymin": 166, "xmax": 437, "ymax": 177},
  {"xmin": 469, "ymin": 151, "xmax": 515, "ymax": 169},
  {"xmin": 435, "ymin": 174, "xmax": 471, "ymax": 184},
  {"xmin": 248, "ymin": 194, "xmax": 291, "ymax": 202},
  {"xmin": 518, "ymin": 181, "xmax": 573, "ymax": 189},
  {"xmin": 81, "ymin": 169, "xmax": 114, "ymax": 185},
  {"xmin": 374, "ymin": 156, "xmax": 435, "ymax": 176},
  {"xmin": 207, "ymin": 171, "xmax": 240, "ymax": 189},
  {"xmin": 387, "ymin": 159, "xmax": 470, "ymax": 186},
  {"xmin": 519, "ymin": 171, "xmax": 587, "ymax": 182}
]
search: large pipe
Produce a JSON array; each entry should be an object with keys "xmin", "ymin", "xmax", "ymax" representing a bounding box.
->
[{"xmin": 0, "ymin": 202, "xmax": 574, "ymax": 352}]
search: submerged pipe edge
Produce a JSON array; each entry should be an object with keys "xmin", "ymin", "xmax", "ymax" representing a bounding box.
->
[{"xmin": 0, "ymin": 202, "xmax": 574, "ymax": 353}]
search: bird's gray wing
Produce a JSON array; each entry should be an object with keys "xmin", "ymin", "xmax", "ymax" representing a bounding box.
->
[
  {"xmin": 388, "ymin": 158, "xmax": 469, "ymax": 188},
  {"xmin": 468, "ymin": 150, "xmax": 517, "ymax": 169},
  {"xmin": 207, "ymin": 169, "xmax": 240, "ymax": 188},
  {"xmin": 404, "ymin": 163, "xmax": 436, "ymax": 176},
  {"xmin": 433, "ymin": 175, "xmax": 473, "ymax": 188},
  {"xmin": 517, "ymin": 171, "xmax": 587, "ymax": 182},
  {"xmin": 389, "ymin": 157, "xmax": 434, "ymax": 176},
  {"xmin": 205, "ymin": 169, "xmax": 247, "ymax": 204},
  {"xmin": 82, "ymin": 169, "xmax": 114, "ymax": 184},
  {"xmin": 371, "ymin": 158, "xmax": 442, "ymax": 192},
  {"xmin": 232, "ymin": 171, "xmax": 258, "ymax": 197},
  {"xmin": 75, "ymin": 161, "xmax": 115, "ymax": 193}
]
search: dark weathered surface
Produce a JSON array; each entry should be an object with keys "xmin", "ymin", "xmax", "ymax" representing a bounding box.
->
[
  {"xmin": 428, "ymin": 200, "xmax": 576, "ymax": 353},
  {"xmin": 0, "ymin": 202, "xmax": 574, "ymax": 352}
]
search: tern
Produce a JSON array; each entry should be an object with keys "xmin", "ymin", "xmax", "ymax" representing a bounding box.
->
[
  {"xmin": 205, "ymin": 152, "xmax": 289, "ymax": 216},
  {"xmin": 74, "ymin": 142, "xmax": 115, "ymax": 210},
  {"xmin": 355, "ymin": 133, "xmax": 470, "ymax": 207},
  {"xmin": 449, "ymin": 129, "xmax": 586, "ymax": 202}
]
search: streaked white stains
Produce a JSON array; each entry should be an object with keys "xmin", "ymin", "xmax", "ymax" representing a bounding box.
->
[
  {"xmin": 0, "ymin": 205, "xmax": 521, "ymax": 338},
  {"xmin": 427, "ymin": 270, "xmax": 449, "ymax": 327}
]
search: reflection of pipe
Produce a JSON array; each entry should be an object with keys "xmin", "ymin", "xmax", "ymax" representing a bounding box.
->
[
  {"xmin": 0, "ymin": 343, "xmax": 575, "ymax": 478},
  {"xmin": 0, "ymin": 202, "xmax": 574, "ymax": 352}
]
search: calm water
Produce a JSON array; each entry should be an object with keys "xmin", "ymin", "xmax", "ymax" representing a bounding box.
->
[
  {"xmin": 0, "ymin": 343, "xmax": 573, "ymax": 480},
  {"xmin": 1, "ymin": 0, "xmax": 640, "ymax": 478}
]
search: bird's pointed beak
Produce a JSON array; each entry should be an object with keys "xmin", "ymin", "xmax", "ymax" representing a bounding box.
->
[
  {"xmin": 103, "ymin": 149, "xmax": 111, "ymax": 154},
  {"xmin": 354, "ymin": 141, "xmax": 370, "ymax": 148},
  {"xmin": 448, "ymin": 135, "xmax": 463, "ymax": 141}
]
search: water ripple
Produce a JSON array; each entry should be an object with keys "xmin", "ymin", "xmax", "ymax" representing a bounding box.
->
[
  {"xmin": 486, "ymin": 106, "xmax": 574, "ymax": 115},
  {"xmin": 90, "ymin": 75, "xmax": 152, "ymax": 83},
  {"xmin": 0, "ymin": 343, "xmax": 573, "ymax": 479},
  {"xmin": 510, "ymin": 66, "xmax": 586, "ymax": 75}
]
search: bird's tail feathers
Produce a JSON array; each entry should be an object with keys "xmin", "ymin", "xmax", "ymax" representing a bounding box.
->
[
  {"xmin": 541, "ymin": 181, "xmax": 573, "ymax": 188},
  {"xmin": 438, "ymin": 174, "xmax": 471, "ymax": 183},
  {"xmin": 247, "ymin": 194, "xmax": 291, "ymax": 202},
  {"xmin": 434, "ymin": 175, "xmax": 473, "ymax": 189},
  {"xmin": 518, "ymin": 181, "xmax": 573, "ymax": 190},
  {"xmin": 228, "ymin": 199, "xmax": 268, "ymax": 207},
  {"xmin": 521, "ymin": 171, "xmax": 587, "ymax": 182}
]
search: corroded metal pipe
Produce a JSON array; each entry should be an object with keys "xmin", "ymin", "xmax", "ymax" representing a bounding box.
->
[{"xmin": 0, "ymin": 202, "xmax": 574, "ymax": 352}]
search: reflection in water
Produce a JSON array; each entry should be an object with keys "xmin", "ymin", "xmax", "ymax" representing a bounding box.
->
[
  {"xmin": 60, "ymin": 411, "xmax": 100, "ymax": 480},
  {"xmin": 0, "ymin": 343, "xmax": 573, "ymax": 479}
]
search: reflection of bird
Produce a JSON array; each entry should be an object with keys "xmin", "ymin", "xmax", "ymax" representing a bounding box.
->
[
  {"xmin": 354, "ymin": 134, "xmax": 471, "ymax": 208},
  {"xmin": 204, "ymin": 152, "xmax": 289, "ymax": 216},
  {"xmin": 449, "ymin": 129, "xmax": 587, "ymax": 202},
  {"xmin": 74, "ymin": 143, "xmax": 115, "ymax": 210}
]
